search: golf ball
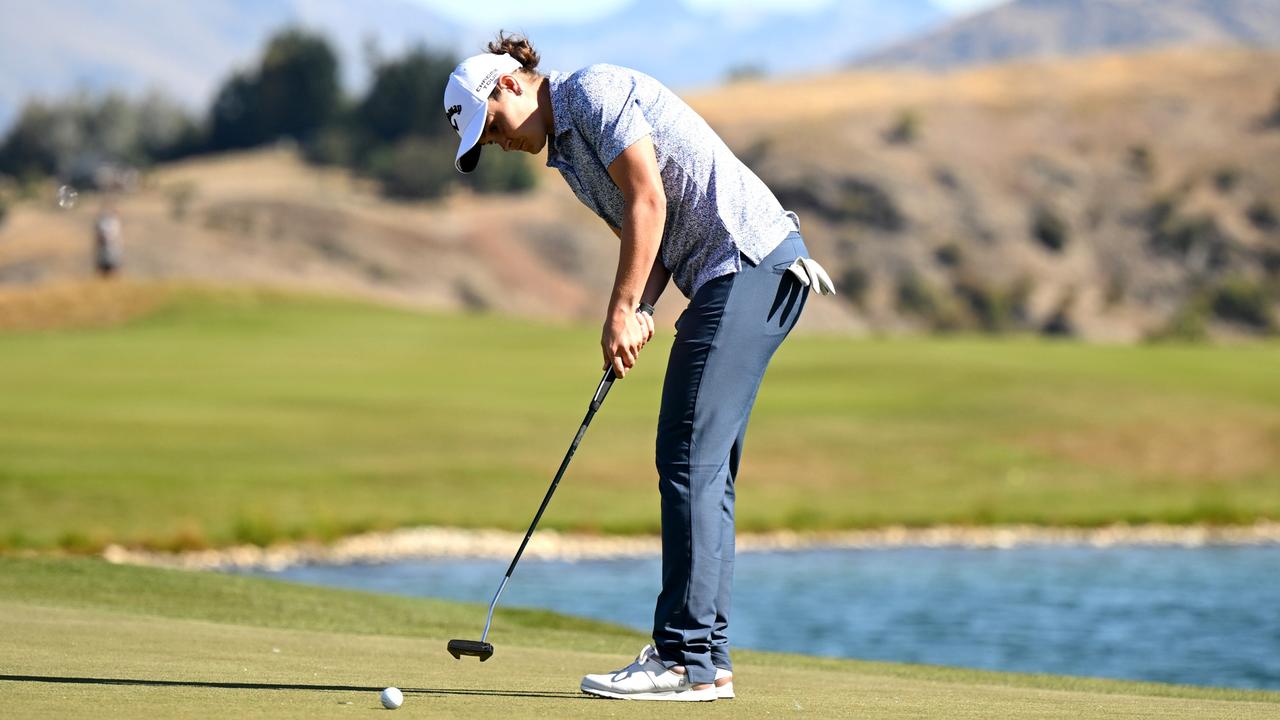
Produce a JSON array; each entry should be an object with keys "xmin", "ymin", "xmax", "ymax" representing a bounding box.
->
[{"xmin": 380, "ymin": 687, "xmax": 403, "ymax": 709}]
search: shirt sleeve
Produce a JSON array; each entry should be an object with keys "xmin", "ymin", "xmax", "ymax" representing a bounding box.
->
[{"xmin": 568, "ymin": 72, "xmax": 654, "ymax": 170}]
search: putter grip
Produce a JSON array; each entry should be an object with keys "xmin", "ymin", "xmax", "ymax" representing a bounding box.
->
[{"xmin": 593, "ymin": 303, "xmax": 656, "ymax": 408}]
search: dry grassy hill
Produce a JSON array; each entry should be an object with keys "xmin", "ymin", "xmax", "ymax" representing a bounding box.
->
[
  {"xmin": 1, "ymin": 47, "xmax": 1277, "ymax": 340},
  {"xmin": 859, "ymin": 0, "xmax": 1280, "ymax": 70},
  {"xmin": 0, "ymin": 147, "xmax": 619, "ymax": 326},
  {"xmin": 700, "ymin": 46, "xmax": 1280, "ymax": 340}
]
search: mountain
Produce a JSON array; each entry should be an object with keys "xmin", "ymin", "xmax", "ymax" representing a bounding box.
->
[
  {"xmin": 0, "ymin": 0, "xmax": 949, "ymax": 135},
  {"xmin": 859, "ymin": 0, "xmax": 1280, "ymax": 69},
  {"xmin": 517, "ymin": 0, "xmax": 944, "ymax": 88}
]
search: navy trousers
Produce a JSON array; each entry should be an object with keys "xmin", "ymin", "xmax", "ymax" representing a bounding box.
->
[{"xmin": 652, "ymin": 232, "xmax": 809, "ymax": 685}]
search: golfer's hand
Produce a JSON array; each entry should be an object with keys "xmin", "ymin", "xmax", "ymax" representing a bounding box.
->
[
  {"xmin": 602, "ymin": 308, "xmax": 649, "ymax": 378},
  {"xmin": 636, "ymin": 306, "xmax": 655, "ymax": 344}
]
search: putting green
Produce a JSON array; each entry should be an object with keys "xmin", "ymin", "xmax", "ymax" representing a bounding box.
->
[{"xmin": 1, "ymin": 558, "xmax": 1276, "ymax": 718}]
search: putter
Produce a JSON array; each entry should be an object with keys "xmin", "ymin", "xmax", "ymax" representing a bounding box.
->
[{"xmin": 449, "ymin": 303, "xmax": 654, "ymax": 662}]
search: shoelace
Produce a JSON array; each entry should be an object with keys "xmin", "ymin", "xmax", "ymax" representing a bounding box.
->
[{"xmin": 611, "ymin": 644, "xmax": 663, "ymax": 677}]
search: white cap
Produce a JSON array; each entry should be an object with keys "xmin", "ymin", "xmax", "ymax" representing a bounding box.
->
[{"xmin": 443, "ymin": 53, "xmax": 523, "ymax": 173}]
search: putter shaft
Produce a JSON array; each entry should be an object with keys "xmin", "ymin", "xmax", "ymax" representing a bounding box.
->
[{"xmin": 449, "ymin": 304, "xmax": 653, "ymax": 660}]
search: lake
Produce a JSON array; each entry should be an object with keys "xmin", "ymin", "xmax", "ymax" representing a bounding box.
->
[{"xmin": 237, "ymin": 545, "xmax": 1280, "ymax": 690}]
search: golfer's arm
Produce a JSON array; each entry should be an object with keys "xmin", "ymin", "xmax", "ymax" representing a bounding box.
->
[
  {"xmin": 606, "ymin": 136, "xmax": 666, "ymax": 316},
  {"xmin": 609, "ymin": 226, "xmax": 670, "ymax": 309}
]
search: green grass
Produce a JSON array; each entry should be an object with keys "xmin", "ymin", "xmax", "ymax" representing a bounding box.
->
[
  {"xmin": 1, "ymin": 285, "xmax": 1279, "ymax": 551},
  {"xmin": 1, "ymin": 557, "xmax": 1276, "ymax": 718}
]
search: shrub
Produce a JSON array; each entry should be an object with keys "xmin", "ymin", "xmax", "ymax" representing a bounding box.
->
[
  {"xmin": 1146, "ymin": 199, "xmax": 1231, "ymax": 270},
  {"xmin": 895, "ymin": 273, "xmax": 966, "ymax": 331},
  {"xmin": 1148, "ymin": 300, "xmax": 1209, "ymax": 343},
  {"xmin": 837, "ymin": 178, "xmax": 904, "ymax": 230},
  {"xmin": 896, "ymin": 272, "xmax": 937, "ymax": 317},
  {"xmin": 884, "ymin": 109, "xmax": 920, "ymax": 145},
  {"xmin": 57, "ymin": 530, "xmax": 105, "ymax": 554},
  {"xmin": 232, "ymin": 514, "xmax": 283, "ymax": 547},
  {"xmin": 1040, "ymin": 290, "xmax": 1076, "ymax": 337},
  {"xmin": 464, "ymin": 150, "xmax": 537, "ymax": 194},
  {"xmin": 1128, "ymin": 144, "xmax": 1154, "ymax": 178},
  {"xmin": 1246, "ymin": 199, "xmax": 1278, "ymax": 232},
  {"xmin": 774, "ymin": 175, "xmax": 904, "ymax": 232},
  {"xmin": 838, "ymin": 264, "xmax": 870, "ymax": 306},
  {"xmin": 166, "ymin": 182, "xmax": 196, "ymax": 221},
  {"xmin": 366, "ymin": 137, "xmax": 455, "ymax": 200},
  {"xmin": 1262, "ymin": 249, "xmax": 1280, "ymax": 277},
  {"xmin": 303, "ymin": 126, "xmax": 355, "ymax": 166},
  {"xmin": 1031, "ymin": 204, "xmax": 1069, "ymax": 252},
  {"xmin": 953, "ymin": 275, "xmax": 1031, "ymax": 333},
  {"xmin": 934, "ymin": 242, "xmax": 963, "ymax": 268},
  {"xmin": 1146, "ymin": 194, "xmax": 1178, "ymax": 230},
  {"xmin": 1041, "ymin": 308, "xmax": 1074, "ymax": 337},
  {"xmin": 737, "ymin": 137, "xmax": 773, "ymax": 171},
  {"xmin": 1213, "ymin": 167, "xmax": 1240, "ymax": 193},
  {"xmin": 1210, "ymin": 278, "xmax": 1275, "ymax": 331}
]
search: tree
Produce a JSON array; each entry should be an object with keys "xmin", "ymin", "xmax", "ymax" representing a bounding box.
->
[
  {"xmin": 0, "ymin": 90, "xmax": 202, "ymax": 181},
  {"xmin": 0, "ymin": 102, "xmax": 61, "ymax": 178},
  {"xmin": 208, "ymin": 70, "xmax": 265, "ymax": 151},
  {"xmin": 257, "ymin": 29, "xmax": 341, "ymax": 141},
  {"xmin": 357, "ymin": 46, "xmax": 457, "ymax": 146},
  {"xmin": 136, "ymin": 92, "xmax": 205, "ymax": 161},
  {"xmin": 207, "ymin": 28, "xmax": 341, "ymax": 151}
]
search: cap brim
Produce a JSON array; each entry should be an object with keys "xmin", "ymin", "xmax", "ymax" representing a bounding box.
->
[{"xmin": 454, "ymin": 109, "xmax": 485, "ymax": 174}]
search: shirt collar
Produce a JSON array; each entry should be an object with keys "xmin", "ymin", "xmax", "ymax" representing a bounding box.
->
[{"xmin": 545, "ymin": 70, "xmax": 575, "ymax": 168}]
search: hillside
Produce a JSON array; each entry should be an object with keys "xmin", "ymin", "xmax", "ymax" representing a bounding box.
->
[
  {"xmin": 0, "ymin": 147, "xmax": 611, "ymax": 322},
  {"xmin": 1, "ymin": 48, "xmax": 1278, "ymax": 340},
  {"xmin": 696, "ymin": 47, "xmax": 1280, "ymax": 340},
  {"xmin": 860, "ymin": 0, "xmax": 1280, "ymax": 69}
]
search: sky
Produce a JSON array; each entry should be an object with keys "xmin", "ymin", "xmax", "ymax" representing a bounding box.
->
[{"xmin": 412, "ymin": 0, "xmax": 1008, "ymax": 26}]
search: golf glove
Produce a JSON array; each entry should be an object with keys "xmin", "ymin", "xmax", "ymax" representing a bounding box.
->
[{"xmin": 787, "ymin": 257, "xmax": 837, "ymax": 295}]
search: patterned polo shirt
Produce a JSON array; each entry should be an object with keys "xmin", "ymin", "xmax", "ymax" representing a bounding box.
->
[{"xmin": 544, "ymin": 64, "xmax": 800, "ymax": 299}]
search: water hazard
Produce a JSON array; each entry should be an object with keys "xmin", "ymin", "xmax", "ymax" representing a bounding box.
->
[{"xmin": 239, "ymin": 545, "xmax": 1280, "ymax": 690}]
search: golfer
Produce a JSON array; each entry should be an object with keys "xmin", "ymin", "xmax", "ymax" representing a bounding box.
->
[{"xmin": 444, "ymin": 33, "xmax": 834, "ymax": 702}]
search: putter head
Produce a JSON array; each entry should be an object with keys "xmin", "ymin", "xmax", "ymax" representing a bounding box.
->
[{"xmin": 447, "ymin": 639, "xmax": 494, "ymax": 661}]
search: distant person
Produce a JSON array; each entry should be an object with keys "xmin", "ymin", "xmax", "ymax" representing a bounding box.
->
[
  {"xmin": 93, "ymin": 206, "xmax": 122, "ymax": 278},
  {"xmin": 443, "ymin": 33, "xmax": 835, "ymax": 702}
]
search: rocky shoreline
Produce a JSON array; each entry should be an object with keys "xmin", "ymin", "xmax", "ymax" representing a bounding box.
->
[{"xmin": 101, "ymin": 522, "xmax": 1280, "ymax": 572}]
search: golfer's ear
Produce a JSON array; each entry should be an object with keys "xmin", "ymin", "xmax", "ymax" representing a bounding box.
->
[{"xmin": 607, "ymin": 136, "xmax": 664, "ymax": 206}]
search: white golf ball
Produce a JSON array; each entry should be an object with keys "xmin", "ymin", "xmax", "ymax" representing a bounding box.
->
[{"xmin": 380, "ymin": 687, "xmax": 403, "ymax": 709}]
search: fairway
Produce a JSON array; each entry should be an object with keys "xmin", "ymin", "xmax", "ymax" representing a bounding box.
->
[
  {"xmin": 2, "ymin": 557, "xmax": 1277, "ymax": 719},
  {"xmin": 1, "ymin": 284, "xmax": 1278, "ymax": 552}
]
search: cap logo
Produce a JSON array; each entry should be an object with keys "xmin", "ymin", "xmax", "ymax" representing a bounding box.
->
[
  {"xmin": 474, "ymin": 69, "xmax": 500, "ymax": 93},
  {"xmin": 446, "ymin": 104, "xmax": 462, "ymax": 132}
]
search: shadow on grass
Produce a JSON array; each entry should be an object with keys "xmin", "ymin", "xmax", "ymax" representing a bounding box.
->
[{"xmin": 0, "ymin": 674, "xmax": 585, "ymax": 700}]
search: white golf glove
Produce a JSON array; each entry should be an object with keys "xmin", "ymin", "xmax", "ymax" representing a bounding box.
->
[{"xmin": 787, "ymin": 257, "xmax": 837, "ymax": 295}]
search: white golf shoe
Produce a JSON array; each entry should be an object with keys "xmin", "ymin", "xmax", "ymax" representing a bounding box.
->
[
  {"xmin": 580, "ymin": 644, "xmax": 717, "ymax": 701},
  {"xmin": 716, "ymin": 667, "xmax": 735, "ymax": 699}
]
